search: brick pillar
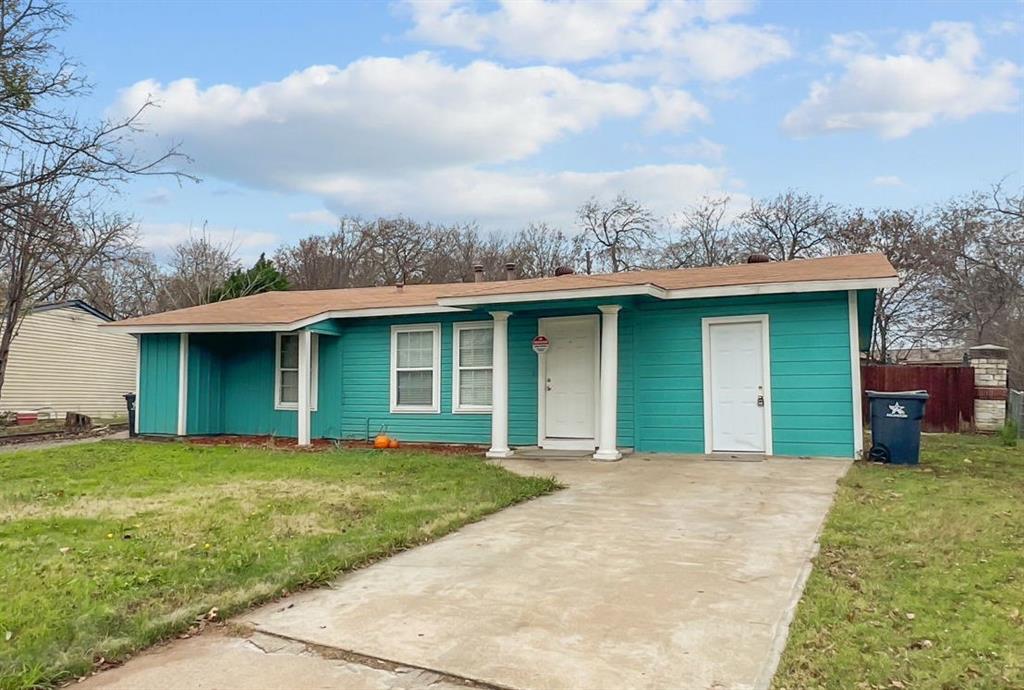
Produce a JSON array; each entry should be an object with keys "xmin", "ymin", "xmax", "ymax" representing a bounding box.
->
[{"xmin": 970, "ymin": 344, "xmax": 1009, "ymax": 431}]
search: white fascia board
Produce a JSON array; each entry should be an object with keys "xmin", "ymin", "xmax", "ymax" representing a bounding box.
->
[
  {"xmin": 437, "ymin": 284, "xmax": 665, "ymax": 307},
  {"xmin": 102, "ymin": 305, "xmax": 469, "ymax": 334},
  {"xmin": 661, "ymin": 276, "xmax": 900, "ymax": 300}
]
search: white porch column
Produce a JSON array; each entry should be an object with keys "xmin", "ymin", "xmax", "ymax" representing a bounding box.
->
[
  {"xmin": 486, "ymin": 311, "xmax": 514, "ymax": 459},
  {"xmin": 297, "ymin": 329, "xmax": 312, "ymax": 446},
  {"xmin": 176, "ymin": 333, "xmax": 188, "ymax": 436},
  {"xmin": 594, "ymin": 305, "xmax": 622, "ymax": 461}
]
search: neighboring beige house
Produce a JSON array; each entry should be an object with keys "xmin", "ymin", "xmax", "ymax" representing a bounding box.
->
[{"xmin": 0, "ymin": 301, "xmax": 136, "ymax": 419}]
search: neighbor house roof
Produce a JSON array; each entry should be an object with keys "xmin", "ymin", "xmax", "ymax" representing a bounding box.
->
[
  {"xmin": 32, "ymin": 300, "xmax": 114, "ymax": 322},
  {"xmin": 107, "ymin": 252, "xmax": 898, "ymax": 332}
]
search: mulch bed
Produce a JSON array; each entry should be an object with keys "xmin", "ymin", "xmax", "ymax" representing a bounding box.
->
[{"xmin": 183, "ymin": 435, "xmax": 486, "ymax": 456}]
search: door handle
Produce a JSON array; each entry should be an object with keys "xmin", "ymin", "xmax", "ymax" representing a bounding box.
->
[{"xmin": 756, "ymin": 385, "xmax": 765, "ymax": 407}]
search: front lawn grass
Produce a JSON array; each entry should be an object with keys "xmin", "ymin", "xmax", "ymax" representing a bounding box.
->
[
  {"xmin": 0, "ymin": 441, "xmax": 556, "ymax": 689},
  {"xmin": 774, "ymin": 434, "xmax": 1023, "ymax": 689}
]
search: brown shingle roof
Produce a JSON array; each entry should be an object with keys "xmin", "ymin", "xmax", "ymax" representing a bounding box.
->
[{"xmin": 110, "ymin": 252, "xmax": 896, "ymax": 329}]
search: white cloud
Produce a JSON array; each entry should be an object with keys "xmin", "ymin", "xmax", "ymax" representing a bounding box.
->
[
  {"xmin": 306, "ymin": 163, "xmax": 733, "ymax": 229},
  {"xmin": 288, "ymin": 210, "xmax": 339, "ymax": 226},
  {"xmin": 871, "ymin": 175, "xmax": 904, "ymax": 187},
  {"xmin": 111, "ymin": 54, "xmax": 732, "ymax": 226},
  {"xmin": 784, "ymin": 22, "xmax": 1021, "ymax": 139},
  {"xmin": 137, "ymin": 222, "xmax": 278, "ymax": 263},
  {"xmin": 113, "ymin": 54, "xmax": 649, "ymax": 189},
  {"xmin": 664, "ymin": 137, "xmax": 726, "ymax": 161},
  {"xmin": 647, "ymin": 87, "xmax": 710, "ymax": 132},
  {"xmin": 402, "ymin": 0, "xmax": 791, "ymax": 83},
  {"xmin": 141, "ymin": 187, "xmax": 172, "ymax": 205}
]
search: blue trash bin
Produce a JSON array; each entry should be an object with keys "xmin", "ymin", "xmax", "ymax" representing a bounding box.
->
[{"xmin": 866, "ymin": 390, "xmax": 929, "ymax": 465}]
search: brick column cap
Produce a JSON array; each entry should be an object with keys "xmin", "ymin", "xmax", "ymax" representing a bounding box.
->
[{"xmin": 969, "ymin": 344, "xmax": 1008, "ymax": 360}]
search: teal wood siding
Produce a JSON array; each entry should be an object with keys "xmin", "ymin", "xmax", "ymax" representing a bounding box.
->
[
  {"xmin": 140, "ymin": 289, "xmax": 856, "ymax": 456},
  {"xmin": 338, "ymin": 315, "xmax": 492, "ymax": 443},
  {"xmin": 138, "ymin": 333, "xmax": 179, "ymax": 435},
  {"xmin": 634, "ymin": 291, "xmax": 855, "ymax": 458}
]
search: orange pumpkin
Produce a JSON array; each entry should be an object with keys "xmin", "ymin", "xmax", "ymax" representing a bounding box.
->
[
  {"xmin": 373, "ymin": 434, "xmax": 390, "ymax": 449},
  {"xmin": 388, "ymin": 438, "xmax": 399, "ymax": 449}
]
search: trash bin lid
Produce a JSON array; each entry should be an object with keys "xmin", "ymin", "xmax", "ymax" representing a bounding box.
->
[{"xmin": 865, "ymin": 390, "xmax": 929, "ymax": 399}]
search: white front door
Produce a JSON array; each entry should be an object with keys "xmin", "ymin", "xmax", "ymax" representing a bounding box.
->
[
  {"xmin": 540, "ymin": 316, "xmax": 598, "ymax": 446},
  {"xmin": 706, "ymin": 319, "xmax": 769, "ymax": 453}
]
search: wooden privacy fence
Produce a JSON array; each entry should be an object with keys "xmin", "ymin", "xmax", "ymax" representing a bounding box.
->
[{"xmin": 861, "ymin": 364, "xmax": 975, "ymax": 433}]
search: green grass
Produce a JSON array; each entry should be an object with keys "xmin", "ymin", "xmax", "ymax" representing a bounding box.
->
[
  {"xmin": 0, "ymin": 441, "xmax": 556, "ymax": 689},
  {"xmin": 774, "ymin": 434, "xmax": 1024, "ymax": 689}
]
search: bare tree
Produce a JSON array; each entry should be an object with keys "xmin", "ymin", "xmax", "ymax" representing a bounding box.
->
[
  {"xmin": 832, "ymin": 208, "xmax": 940, "ymax": 361},
  {"xmin": 157, "ymin": 228, "xmax": 239, "ymax": 310},
  {"xmin": 577, "ymin": 193, "xmax": 658, "ymax": 272},
  {"xmin": 930, "ymin": 193, "xmax": 1024, "ymax": 357},
  {"xmin": 662, "ymin": 195, "xmax": 737, "ymax": 268},
  {"xmin": 0, "ymin": 179, "xmax": 135, "ymax": 395},
  {"xmin": 274, "ymin": 217, "xmax": 376, "ymax": 289},
  {"xmin": 737, "ymin": 190, "xmax": 836, "ymax": 260},
  {"xmin": 0, "ymin": 0, "xmax": 190, "ymax": 397},
  {"xmin": 507, "ymin": 223, "xmax": 578, "ymax": 277},
  {"xmin": 65, "ymin": 244, "xmax": 161, "ymax": 319}
]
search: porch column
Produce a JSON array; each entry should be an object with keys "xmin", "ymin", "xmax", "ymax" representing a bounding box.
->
[
  {"xmin": 486, "ymin": 311, "xmax": 514, "ymax": 459},
  {"xmin": 594, "ymin": 305, "xmax": 622, "ymax": 461},
  {"xmin": 297, "ymin": 329, "xmax": 312, "ymax": 446},
  {"xmin": 176, "ymin": 333, "xmax": 188, "ymax": 436}
]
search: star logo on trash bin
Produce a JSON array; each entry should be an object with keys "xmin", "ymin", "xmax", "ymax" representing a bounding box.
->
[{"xmin": 886, "ymin": 402, "xmax": 907, "ymax": 418}]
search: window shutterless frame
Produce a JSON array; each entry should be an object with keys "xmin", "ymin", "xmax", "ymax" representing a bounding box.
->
[
  {"xmin": 274, "ymin": 332, "xmax": 318, "ymax": 411},
  {"xmin": 390, "ymin": 323, "xmax": 441, "ymax": 413},
  {"xmin": 452, "ymin": 321, "xmax": 494, "ymax": 413}
]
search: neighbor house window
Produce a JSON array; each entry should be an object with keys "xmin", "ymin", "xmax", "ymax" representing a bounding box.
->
[
  {"xmin": 275, "ymin": 333, "xmax": 318, "ymax": 411},
  {"xmin": 453, "ymin": 322, "xmax": 493, "ymax": 413},
  {"xmin": 390, "ymin": 324, "xmax": 440, "ymax": 413}
]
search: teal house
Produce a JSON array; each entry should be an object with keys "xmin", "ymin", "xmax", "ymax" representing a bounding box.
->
[{"xmin": 110, "ymin": 253, "xmax": 898, "ymax": 460}]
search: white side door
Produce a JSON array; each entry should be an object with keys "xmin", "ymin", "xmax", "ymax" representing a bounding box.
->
[
  {"xmin": 541, "ymin": 316, "xmax": 597, "ymax": 441},
  {"xmin": 706, "ymin": 319, "xmax": 768, "ymax": 453}
]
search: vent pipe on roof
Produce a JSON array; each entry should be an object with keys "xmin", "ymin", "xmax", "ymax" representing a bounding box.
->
[
  {"xmin": 746, "ymin": 253, "xmax": 771, "ymax": 264},
  {"xmin": 504, "ymin": 262, "xmax": 516, "ymax": 281},
  {"xmin": 395, "ymin": 281, "xmax": 404, "ymax": 290},
  {"xmin": 473, "ymin": 264, "xmax": 485, "ymax": 282}
]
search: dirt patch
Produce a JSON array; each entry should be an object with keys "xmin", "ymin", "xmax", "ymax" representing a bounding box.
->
[
  {"xmin": 186, "ymin": 436, "xmax": 336, "ymax": 450},
  {"xmin": 183, "ymin": 435, "xmax": 486, "ymax": 456}
]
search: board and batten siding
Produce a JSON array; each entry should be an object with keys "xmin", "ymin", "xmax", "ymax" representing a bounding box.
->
[
  {"xmin": 0, "ymin": 306, "xmax": 136, "ymax": 418},
  {"xmin": 138, "ymin": 333, "xmax": 179, "ymax": 435},
  {"xmin": 633, "ymin": 291, "xmax": 855, "ymax": 458}
]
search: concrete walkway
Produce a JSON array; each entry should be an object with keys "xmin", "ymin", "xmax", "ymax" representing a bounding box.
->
[
  {"xmin": 82, "ymin": 454, "xmax": 849, "ymax": 690},
  {"xmin": 0, "ymin": 430, "xmax": 128, "ymax": 454}
]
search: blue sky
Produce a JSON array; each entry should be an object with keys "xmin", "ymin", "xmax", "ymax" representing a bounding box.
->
[{"xmin": 61, "ymin": 0, "xmax": 1023, "ymax": 262}]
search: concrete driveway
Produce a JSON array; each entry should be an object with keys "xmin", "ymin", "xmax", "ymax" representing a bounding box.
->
[{"xmin": 83, "ymin": 454, "xmax": 848, "ymax": 690}]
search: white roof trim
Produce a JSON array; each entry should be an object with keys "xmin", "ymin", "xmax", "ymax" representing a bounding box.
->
[
  {"xmin": 661, "ymin": 276, "xmax": 900, "ymax": 299},
  {"xmin": 102, "ymin": 304, "xmax": 468, "ymax": 333},
  {"xmin": 437, "ymin": 284, "xmax": 665, "ymax": 307}
]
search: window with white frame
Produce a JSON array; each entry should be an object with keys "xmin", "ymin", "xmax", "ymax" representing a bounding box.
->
[
  {"xmin": 275, "ymin": 333, "xmax": 318, "ymax": 410},
  {"xmin": 453, "ymin": 322, "xmax": 493, "ymax": 413},
  {"xmin": 390, "ymin": 324, "xmax": 440, "ymax": 413}
]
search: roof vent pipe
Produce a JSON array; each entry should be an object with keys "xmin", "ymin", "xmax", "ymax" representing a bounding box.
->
[
  {"xmin": 554, "ymin": 266, "xmax": 575, "ymax": 276},
  {"xmin": 504, "ymin": 262, "xmax": 516, "ymax": 281},
  {"xmin": 473, "ymin": 264, "xmax": 485, "ymax": 282},
  {"xmin": 746, "ymin": 253, "xmax": 771, "ymax": 264},
  {"xmin": 395, "ymin": 281, "xmax": 404, "ymax": 290}
]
